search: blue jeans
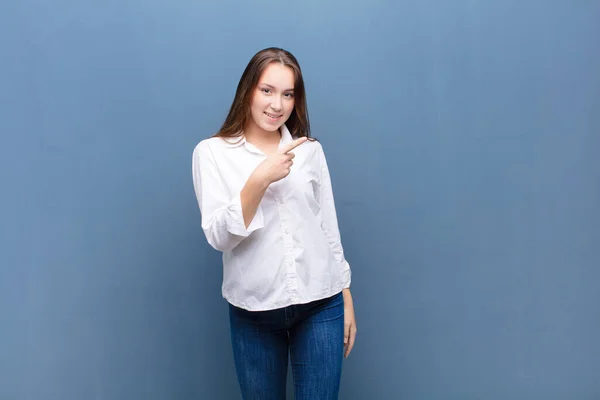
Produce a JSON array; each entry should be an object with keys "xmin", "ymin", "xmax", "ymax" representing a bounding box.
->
[{"xmin": 228, "ymin": 291, "xmax": 345, "ymax": 399}]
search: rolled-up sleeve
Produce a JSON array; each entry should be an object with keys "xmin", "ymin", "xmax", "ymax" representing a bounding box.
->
[
  {"xmin": 192, "ymin": 141, "xmax": 264, "ymax": 252},
  {"xmin": 317, "ymin": 144, "xmax": 351, "ymax": 289}
]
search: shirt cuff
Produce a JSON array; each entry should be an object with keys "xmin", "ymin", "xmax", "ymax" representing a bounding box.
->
[
  {"xmin": 340, "ymin": 260, "xmax": 351, "ymax": 289},
  {"xmin": 226, "ymin": 193, "xmax": 265, "ymax": 237}
]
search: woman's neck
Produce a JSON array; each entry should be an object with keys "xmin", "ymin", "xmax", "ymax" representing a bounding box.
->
[{"xmin": 244, "ymin": 122, "xmax": 281, "ymax": 149}]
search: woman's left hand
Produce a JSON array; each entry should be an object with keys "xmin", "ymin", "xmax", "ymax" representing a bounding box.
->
[{"xmin": 342, "ymin": 288, "xmax": 357, "ymax": 358}]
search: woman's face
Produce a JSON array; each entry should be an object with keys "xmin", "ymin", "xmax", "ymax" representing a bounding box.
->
[{"xmin": 248, "ymin": 62, "xmax": 296, "ymax": 133}]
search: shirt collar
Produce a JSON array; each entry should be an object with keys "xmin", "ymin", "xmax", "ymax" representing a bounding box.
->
[
  {"xmin": 222, "ymin": 134, "xmax": 246, "ymax": 148},
  {"xmin": 278, "ymin": 124, "xmax": 294, "ymax": 149}
]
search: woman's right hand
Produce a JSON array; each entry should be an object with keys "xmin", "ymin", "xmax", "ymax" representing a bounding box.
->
[{"xmin": 254, "ymin": 137, "xmax": 308, "ymax": 185}]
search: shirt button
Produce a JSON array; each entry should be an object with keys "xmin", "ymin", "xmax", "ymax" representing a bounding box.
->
[
  {"xmin": 285, "ymin": 229, "xmax": 289, "ymax": 234},
  {"xmin": 279, "ymin": 199, "xmax": 284, "ymax": 204}
]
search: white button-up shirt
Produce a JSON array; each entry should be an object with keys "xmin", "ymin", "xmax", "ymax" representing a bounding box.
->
[{"xmin": 192, "ymin": 125, "xmax": 351, "ymax": 311}]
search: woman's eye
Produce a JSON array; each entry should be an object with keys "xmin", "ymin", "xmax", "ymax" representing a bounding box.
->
[
  {"xmin": 285, "ymin": 93, "xmax": 294, "ymax": 98},
  {"xmin": 262, "ymin": 88, "xmax": 271, "ymax": 94}
]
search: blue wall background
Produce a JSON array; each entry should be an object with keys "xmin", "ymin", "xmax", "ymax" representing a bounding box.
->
[{"xmin": 1, "ymin": 1, "xmax": 599, "ymax": 399}]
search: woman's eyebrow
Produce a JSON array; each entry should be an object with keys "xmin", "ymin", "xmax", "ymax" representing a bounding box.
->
[{"xmin": 259, "ymin": 83, "xmax": 295, "ymax": 92}]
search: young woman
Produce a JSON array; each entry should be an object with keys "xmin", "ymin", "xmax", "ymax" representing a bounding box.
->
[{"xmin": 192, "ymin": 47, "xmax": 356, "ymax": 399}]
